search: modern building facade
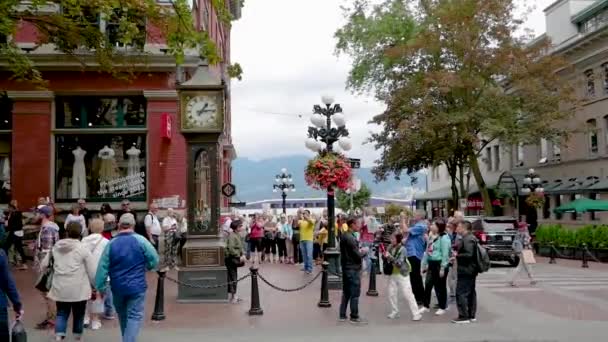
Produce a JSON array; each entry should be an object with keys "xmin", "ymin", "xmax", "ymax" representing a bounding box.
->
[
  {"xmin": 0, "ymin": 1, "xmax": 240, "ymax": 213},
  {"xmin": 418, "ymin": 0, "xmax": 608, "ymax": 226}
]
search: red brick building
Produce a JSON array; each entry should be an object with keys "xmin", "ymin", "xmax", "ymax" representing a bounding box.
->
[{"xmin": 0, "ymin": 1, "xmax": 239, "ymax": 212}]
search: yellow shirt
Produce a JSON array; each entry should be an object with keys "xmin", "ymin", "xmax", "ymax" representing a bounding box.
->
[
  {"xmin": 299, "ymin": 219, "xmax": 316, "ymax": 241},
  {"xmin": 334, "ymin": 223, "xmax": 348, "ymax": 235},
  {"xmin": 315, "ymin": 228, "xmax": 328, "ymax": 245}
]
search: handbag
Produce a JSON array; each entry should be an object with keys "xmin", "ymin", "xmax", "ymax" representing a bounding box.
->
[
  {"xmin": 11, "ymin": 320, "xmax": 27, "ymax": 342},
  {"xmin": 521, "ymin": 249, "xmax": 536, "ymax": 264},
  {"xmin": 230, "ymin": 256, "xmax": 245, "ymax": 268},
  {"xmin": 383, "ymin": 247, "xmax": 402, "ymax": 275},
  {"xmin": 35, "ymin": 251, "xmax": 54, "ymax": 292}
]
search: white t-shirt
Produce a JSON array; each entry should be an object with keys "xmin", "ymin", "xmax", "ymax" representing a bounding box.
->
[
  {"xmin": 178, "ymin": 219, "xmax": 188, "ymax": 234},
  {"xmin": 145, "ymin": 213, "xmax": 162, "ymax": 236},
  {"xmin": 162, "ymin": 216, "xmax": 178, "ymax": 232}
]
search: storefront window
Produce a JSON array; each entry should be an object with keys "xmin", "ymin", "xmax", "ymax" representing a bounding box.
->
[
  {"xmin": 0, "ymin": 137, "xmax": 10, "ymax": 204},
  {"xmin": 55, "ymin": 134, "xmax": 146, "ymax": 202},
  {"xmin": 56, "ymin": 96, "xmax": 146, "ymax": 128}
]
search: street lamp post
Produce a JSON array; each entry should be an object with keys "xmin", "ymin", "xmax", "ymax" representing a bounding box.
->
[
  {"xmin": 521, "ymin": 168, "xmax": 544, "ymax": 195},
  {"xmin": 273, "ymin": 168, "xmax": 295, "ymax": 214},
  {"xmin": 305, "ymin": 95, "xmax": 352, "ymax": 290}
]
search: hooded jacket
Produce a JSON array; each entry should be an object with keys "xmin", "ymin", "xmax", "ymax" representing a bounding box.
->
[
  {"xmin": 42, "ymin": 239, "xmax": 96, "ymax": 302},
  {"xmin": 81, "ymin": 233, "xmax": 109, "ymax": 276}
]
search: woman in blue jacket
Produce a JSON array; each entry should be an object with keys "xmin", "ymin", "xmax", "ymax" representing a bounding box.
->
[
  {"xmin": 419, "ymin": 218, "xmax": 451, "ymax": 316},
  {"xmin": 0, "ymin": 249, "xmax": 23, "ymax": 340}
]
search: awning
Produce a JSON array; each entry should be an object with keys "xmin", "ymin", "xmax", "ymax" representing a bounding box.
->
[
  {"xmin": 554, "ymin": 198, "xmax": 608, "ymax": 213},
  {"xmin": 586, "ymin": 178, "xmax": 608, "ymax": 191},
  {"xmin": 415, "ymin": 186, "xmax": 452, "ymax": 201}
]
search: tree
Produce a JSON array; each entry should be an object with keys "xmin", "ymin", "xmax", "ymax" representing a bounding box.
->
[
  {"xmin": 336, "ymin": 183, "xmax": 372, "ymax": 213},
  {"xmin": 0, "ymin": 0, "xmax": 243, "ymax": 87},
  {"xmin": 384, "ymin": 203, "xmax": 411, "ymax": 218},
  {"xmin": 336, "ymin": 0, "xmax": 576, "ymax": 215}
]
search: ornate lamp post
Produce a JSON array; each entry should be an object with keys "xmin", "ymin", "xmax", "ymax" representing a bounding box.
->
[
  {"xmin": 305, "ymin": 95, "xmax": 352, "ymax": 289},
  {"xmin": 273, "ymin": 168, "xmax": 295, "ymax": 214},
  {"xmin": 522, "ymin": 168, "xmax": 544, "ymax": 195}
]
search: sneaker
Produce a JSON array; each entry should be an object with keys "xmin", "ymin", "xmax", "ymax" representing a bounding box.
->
[
  {"xmin": 349, "ymin": 317, "xmax": 368, "ymax": 325},
  {"xmin": 530, "ymin": 280, "xmax": 537, "ymax": 285},
  {"xmin": 435, "ymin": 309, "xmax": 447, "ymax": 316},
  {"xmin": 338, "ymin": 316, "xmax": 348, "ymax": 322},
  {"xmin": 84, "ymin": 316, "xmax": 90, "ymax": 328},
  {"xmin": 470, "ymin": 317, "xmax": 477, "ymax": 322},
  {"xmin": 412, "ymin": 314, "xmax": 422, "ymax": 321},
  {"xmin": 102, "ymin": 314, "xmax": 115, "ymax": 320},
  {"xmin": 451, "ymin": 317, "xmax": 471, "ymax": 324},
  {"xmin": 417, "ymin": 307, "xmax": 430, "ymax": 315},
  {"xmin": 387, "ymin": 312, "xmax": 400, "ymax": 319},
  {"xmin": 91, "ymin": 320, "xmax": 102, "ymax": 330}
]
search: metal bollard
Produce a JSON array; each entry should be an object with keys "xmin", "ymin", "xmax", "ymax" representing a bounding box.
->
[
  {"xmin": 318, "ymin": 262, "xmax": 331, "ymax": 308},
  {"xmin": 248, "ymin": 267, "xmax": 264, "ymax": 316},
  {"xmin": 582, "ymin": 243, "xmax": 589, "ymax": 268},
  {"xmin": 151, "ymin": 271, "xmax": 166, "ymax": 321},
  {"xmin": 549, "ymin": 242, "xmax": 557, "ymax": 264},
  {"xmin": 366, "ymin": 256, "xmax": 379, "ymax": 297}
]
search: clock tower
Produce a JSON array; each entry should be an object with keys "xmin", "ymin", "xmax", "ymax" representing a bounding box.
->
[{"xmin": 176, "ymin": 61, "xmax": 228, "ymax": 302}]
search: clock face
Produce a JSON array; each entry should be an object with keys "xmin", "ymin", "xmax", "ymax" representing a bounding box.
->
[{"xmin": 185, "ymin": 95, "xmax": 219, "ymax": 129}]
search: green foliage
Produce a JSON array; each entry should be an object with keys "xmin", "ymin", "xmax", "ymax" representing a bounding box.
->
[
  {"xmin": 336, "ymin": 183, "xmax": 372, "ymax": 214},
  {"xmin": 593, "ymin": 226, "xmax": 608, "ymax": 249},
  {"xmin": 335, "ymin": 0, "xmax": 577, "ymax": 215},
  {"xmin": 557, "ymin": 229, "xmax": 576, "ymax": 248},
  {"xmin": 384, "ymin": 203, "xmax": 410, "ymax": 218},
  {"xmin": 574, "ymin": 225, "xmax": 595, "ymax": 248},
  {"xmin": 535, "ymin": 224, "xmax": 561, "ymax": 245},
  {"xmin": 536, "ymin": 224, "xmax": 608, "ymax": 250},
  {"xmin": 0, "ymin": 0, "xmax": 241, "ymax": 87}
]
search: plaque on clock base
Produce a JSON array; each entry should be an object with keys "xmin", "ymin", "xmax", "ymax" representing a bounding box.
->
[{"xmin": 177, "ymin": 238, "xmax": 229, "ymax": 303}]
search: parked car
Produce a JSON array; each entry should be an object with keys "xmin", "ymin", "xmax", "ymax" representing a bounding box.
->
[{"xmin": 467, "ymin": 216, "xmax": 519, "ymax": 266}]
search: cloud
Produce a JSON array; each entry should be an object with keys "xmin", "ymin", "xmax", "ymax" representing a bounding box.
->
[{"xmin": 230, "ymin": 0, "xmax": 549, "ymax": 167}]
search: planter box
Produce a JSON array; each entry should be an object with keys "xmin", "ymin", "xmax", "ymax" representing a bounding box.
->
[
  {"xmin": 593, "ymin": 249, "xmax": 608, "ymax": 262},
  {"xmin": 538, "ymin": 246, "xmax": 552, "ymax": 257},
  {"xmin": 559, "ymin": 247, "xmax": 576, "ymax": 259},
  {"xmin": 573, "ymin": 248, "xmax": 584, "ymax": 260}
]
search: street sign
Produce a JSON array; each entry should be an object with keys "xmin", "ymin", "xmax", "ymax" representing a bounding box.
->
[
  {"xmin": 221, "ymin": 183, "xmax": 236, "ymax": 197},
  {"xmin": 349, "ymin": 158, "xmax": 361, "ymax": 169},
  {"xmin": 229, "ymin": 201, "xmax": 246, "ymax": 208}
]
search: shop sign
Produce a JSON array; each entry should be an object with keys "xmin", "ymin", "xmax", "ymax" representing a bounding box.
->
[
  {"xmin": 161, "ymin": 113, "xmax": 172, "ymax": 139},
  {"xmin": 467, "ymin": 198, "xmax": 502, "ymax": 209},
  {"xmin": 153, "ymin": 195, "xmax": 181, "ymax": 209},
  {"xmin": 98, "ymin": 172, "xmax": 145, "ymax": 198}
]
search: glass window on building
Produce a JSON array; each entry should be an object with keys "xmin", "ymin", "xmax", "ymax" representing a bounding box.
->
[
  {"xmin": 485, "ymin": 147, "xmax": 492, "ymax": 172},
  {"xmin": 56, "ymin": 96, "xmax": 146, "ymax": 128},
  {"xmin": 539, "ymin": 138, "xmax": 548, "ymax": 163},
  {"xmin": 555, "ymin": 195, "xmax": 562, "ymax": 220},
  {"xmin": 587, "ymin": 119, "xmax": 598, "ymax": 155},
  {"xmin": 585, "ymin": 69, "xmax": 596, "ymax": 98},
  {"xmin": 603, "ymin": 63, "xmax": 608, "ymax": 94},
  {"xmin": 493, "ymin": 145, "xmax": 500, "ymax": 171},
  {"xmin": 0, "ymin": 93, "xmax": 12, "ymax": 204},
  {"xmin": 604, "ymin": 115, "xmax": 608, "ymax": 149}
]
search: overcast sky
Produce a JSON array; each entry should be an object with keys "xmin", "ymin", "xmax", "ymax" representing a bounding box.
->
[{"xmin": 230, "ymin": 0, "xmax": 555, "ymax": 167}]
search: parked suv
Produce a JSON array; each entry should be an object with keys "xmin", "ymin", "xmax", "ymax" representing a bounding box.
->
[{"xmin": 468, "ymin": 216, "xmax": 519, "ymax": 266}]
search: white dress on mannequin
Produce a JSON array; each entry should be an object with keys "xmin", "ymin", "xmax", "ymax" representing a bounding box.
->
[
  {"xmin": 71, "ymin": 147, "xmax": 87, "ymax": 199},
  {"xmin": 126, "ymin": 146, "xmax": 141, "ymax": 178},
  {"xmin": 98, "ymin": 146, "xmax": 116, "ymax": 182}
]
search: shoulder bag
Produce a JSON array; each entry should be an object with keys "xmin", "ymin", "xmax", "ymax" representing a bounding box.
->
[
  {"xmin": 383, "ymin": 247, "xmax": 402, "ymax": 275},
  {"xmin": 35, "ymin": 251, "xmax": 54, "ymax": 292}
]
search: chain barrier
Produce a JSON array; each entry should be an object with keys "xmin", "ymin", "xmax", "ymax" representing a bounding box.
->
[
  {"xmin": 165, "ymin": 273, "xmax": 251, "ymax": 289},
  {"xmin": 257, "ymin": 270, "xmax": 323, "ymax": 292},
  {"xmin": 549, "ymin": 245, "xmax": 605, "ymax": 263},
  {"xmin": 584, "ymin": 247, "xmax": 603, "ymax": 263},
  {"xmin": 550, "ymin": 245, "xmax": 571, "ymax": 259}
]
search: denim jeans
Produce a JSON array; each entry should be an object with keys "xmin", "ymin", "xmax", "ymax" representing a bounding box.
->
[
  {"xmin": 104, "ymin": 286, "xmax": 115, "ymax": 317},
  {"xmin": 300, "ymin": 240, "xmax": 314, "ymax": 272},
  {"xmin": 339, "ymin": 268, "xmax": 361, "ymax": 319},
  {"xmin": 361, "ymin": 241, "xmax": 373, "ymax": 273},
  {"xmin": 55, "ymin": 301, "xmax": 87, "ymax": 338},
  {"xmin": 113, "ymin": 291, "xmax": 146, "ymax": 342}
]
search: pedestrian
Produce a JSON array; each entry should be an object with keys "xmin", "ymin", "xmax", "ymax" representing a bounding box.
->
[
  {"xmin": 248, "ymin": 213, "xmax": 265, "ymax": 265},
  {"xmin": 77, "ymin": 199, "xmax": 92, "ymax": 228},
  {"xmin": 400, "ymin": 210, "xmax": 428, "ymax": 305},
  {"xmin": 81, "ymin": 219, "xmax": 110, "ymax": 330},
  {"xmin": 419, "ymin": 218, "xmax": 451, "ymax": 316},
  {"xmin": 102, "ymin": 213, "xmax": 117, "ymax": 240},
  {"xmin": 42, "ymin": 222, "xmax": 96, "ymax": 341},
  {"xmin": 453, "ymin": 220, "xmax": 478, "ymax": 324},
  {"xmin": 177, "ymin": 213, "xmax": 188, "ymax": 263},
  {"xmin": 225, "ymin": 220, "xmax": 246, "ymax": 304},
  {"xmin": 298, "ymin": 210, "xmax": 316, "ymax": 274},
  {"xmin": 0, "ymin": 249, "xmax": 23, "ymax": 341},
  {"xmin": 277, "ymin": 215, "xmax": 291, "ymax": 263},
  {"xmin": 3, "ymin": 200, "xmax": 28, "ymax": 270},
  {"xmin": 263, "ymin": 220, "xmax": 277, "ymax": 264},
  {"xmin": 100, "ymin": 215, "xmax": 116, "ymax": 320},
  {"xmin": 160, "ymin": 208, "xmax": 179, "ymax": 271},
  {"xmin": 34, "ymin": 205, "xmax": 60, "ymax": 330},
  {"xmin": 446, "ymin": 220, "xmax": 460, "ymax": 301},
  {"xmin": 100, "ymin": 203, "xmax": 113, "ymax": 217},
  {"xmin": 313, "ymin": 221, "xmax": 328, "ymax": 264},
  {"xmin": 143, "ymin": 203, "xmax": 161, "ymax": 249},
  {"xmin": 339, "ymin": 216, "xmax": 368, "ymax": 324},
  {"xmin": 95, "ymin": 213, "xmax": 159, "ymax": 342},
  {"xmin": 66, "ymin": 203, "xmax": 87, "ymax": 237},
  {"xmin": 508, "ymin": 222, "xmax": 536, "ymax": 287},
  {"xmin": 291, "ymin": 211, "xmax": 302, "ymax": 265},
  {"xmin": 384, "ymin": 232, "xmax": 420, "ymax": 321}
]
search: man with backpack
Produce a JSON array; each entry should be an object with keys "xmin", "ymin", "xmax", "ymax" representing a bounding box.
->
[{"xmin": 453, "ymin": 220, "xmax": 480, "ymax": 324}]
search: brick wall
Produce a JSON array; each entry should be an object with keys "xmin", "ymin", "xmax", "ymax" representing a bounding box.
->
[
  {"xmin": 147, "ymin": 99, "xmax": 187, "ymax": 204},
  {"xmin": 12, "ymin": 101, "xmax": 52, "ymax": 209}
]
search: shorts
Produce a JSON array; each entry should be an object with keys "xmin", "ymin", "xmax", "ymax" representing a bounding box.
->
[{"xmin": 249, "ymin": 238, "xmax": 263, "ymax": 252}]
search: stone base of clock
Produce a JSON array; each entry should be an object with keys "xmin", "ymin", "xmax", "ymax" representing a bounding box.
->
[{"xmin": 177, "ymin": 238, "xmax": 229, "ymax": 302}]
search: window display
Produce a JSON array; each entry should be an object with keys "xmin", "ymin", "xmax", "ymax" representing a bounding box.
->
[{"xmin": 55, "ymin": 134, "xmax": 146, "ymax": 202}]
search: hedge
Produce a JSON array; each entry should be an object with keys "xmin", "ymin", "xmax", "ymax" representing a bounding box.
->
[{"xmin": 536, "ymin": 224, "xmax": 608, "ymax": 249}]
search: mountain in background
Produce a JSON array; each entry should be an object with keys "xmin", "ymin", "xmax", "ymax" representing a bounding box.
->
[{"xmin": 231, "ymin": 155, "xmax": 426, "ymax": 202}]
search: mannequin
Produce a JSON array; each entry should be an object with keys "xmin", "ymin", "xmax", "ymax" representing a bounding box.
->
[
  {"xmin": 98, "ymin": 145, "xmax": 117, "ymax": 182},
  {"xmin": 126, "ymin": 146, "xmax": 141, "ymax": 178},
  {"xmin": 71, "ymin": 146, "xmax": 87, "ymax": 198}
]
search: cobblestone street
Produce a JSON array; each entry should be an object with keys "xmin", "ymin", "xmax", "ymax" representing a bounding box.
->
[{"xmin": 16, "ymin": 259, "xmax": 608, "ymax": 341}]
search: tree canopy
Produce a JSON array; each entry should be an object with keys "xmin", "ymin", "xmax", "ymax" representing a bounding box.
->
[
  {"xmin": 336, "ymin": 0, "xmax": 577, "ymax": 215},
  {"xmin": 336, "ymin": 182, "xmax": 372, "ymax": 213},
  {"xmin": 0, "ymin": 0, "xmax": 243, "ymax": 87}
]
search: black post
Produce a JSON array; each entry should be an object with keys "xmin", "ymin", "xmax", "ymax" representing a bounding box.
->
[
  {"xmin": 549, "ymin": 242, "xmax": 556, "ymax": 264},
  {"xmin": 318, "ymin": 262, "xmax": 331, "ymax": 308},
  {"xmin": 151, "ymin": 271, "xmax": 166, "ymax": 321},
  {"xmin": 366, "ymin": 254, "xmax": 378, "ymax": 297},
  {"xmin": 582, "ymin": 243, "xmax": 589, "ymax": 268},
  {"xmin": 282, "ymin": 192, "xmax": 287, "ymax": 214},
  {"xmin": 248, "ymin": 267, "xmax": 264, "ymax": 315},
  {"xmin": 324, "ymin": 186, "xmax": 341, "ymax": 290}
]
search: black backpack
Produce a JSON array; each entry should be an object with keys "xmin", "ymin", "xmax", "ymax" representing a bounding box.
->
[{"xmin": 474, "ymin": 240, "xmax": 491, "ymax": 273}]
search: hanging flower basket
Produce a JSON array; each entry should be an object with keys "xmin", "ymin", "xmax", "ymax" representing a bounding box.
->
[
  {"xmin": 525, "ymin": 192, "xmax": 545, "ymax": 209},
  {"xmin": 305, "ymin": 152, "xmax": 352, "ymax": 191}
]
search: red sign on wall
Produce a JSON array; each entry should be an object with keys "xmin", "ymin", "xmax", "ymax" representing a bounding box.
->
[{"xmin": 161, "ymin": 113, "xmax": 172, "ymax": 140}]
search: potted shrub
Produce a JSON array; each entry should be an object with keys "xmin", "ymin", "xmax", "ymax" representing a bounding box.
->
[
  {"xmin": 574, "ymin": 225, "xmax": 595, "ymax": 259},
  {"xmin": 592, "ymin": 225, "xmax": 608, "ymax": 262},
  {"xmin": 557, "ymin": 228, "xmax": 576, "ymax": 258}
]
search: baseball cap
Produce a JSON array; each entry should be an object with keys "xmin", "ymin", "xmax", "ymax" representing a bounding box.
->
[
  {"xmin": 37, "ymin": 205, "xmax": 54, "ymax": 217},
  {"xmin": 119, "ymin": 213, "xmax": 136, "ymax": 228}
]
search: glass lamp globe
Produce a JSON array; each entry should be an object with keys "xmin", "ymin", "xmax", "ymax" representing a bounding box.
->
[
  {"xmin": 305, "ymin": 138, "xmax": 317, "ymax": 151},
  {"xmin": 311, "ymin": 114, "xmax": 325, "ymax": 127},
  {"xmin": 332, "ymin": 113, "xmax": 346, "ymax": 127},
  {"xmin": 338, "ymin": 137, "xmax": 352, "ymax": 151},
  {"xmin": 321, "ymin": 95, "xmax": 334, "ymax": 105}
]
